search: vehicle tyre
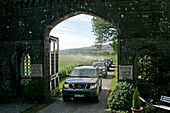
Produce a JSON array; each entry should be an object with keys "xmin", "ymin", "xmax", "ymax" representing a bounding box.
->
[
  {"xmin": 63, "ymin": 96, "xmax": 70, "ymax": 101},
  {"xmin": 99, "ymin": 86, "xmax": 102, "ymax": 92},
  {"xmin": 104, "ymin": 74, "xmax": 107, "ymax": 78},
  {"xmin": 99, "ymin": 83, "xmax": 102, "ymax": 92},
  {"xmin": 94, "ymin": 96, "xmax": 99, "ymax": 103}
]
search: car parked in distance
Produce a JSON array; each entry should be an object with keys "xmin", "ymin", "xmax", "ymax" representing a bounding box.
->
[
  {"xmin": 100, "ymin": 58, "xmax": 110, "ymax": 71},
  {"xmin": 62, "ymin": 66, "xmax": 102, "ymax": 102},
  {"xmin": 92, "ymin": 62, "xmax": 107, "ymax": 78},
  {"xmin": 108, "ymin": 57, "xmax": 113, "ymax": 64}
]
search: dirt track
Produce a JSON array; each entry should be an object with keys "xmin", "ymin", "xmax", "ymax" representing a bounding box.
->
[{"xmin": 38, "ymin": 66, "xmax": 115, "ymax": 113}]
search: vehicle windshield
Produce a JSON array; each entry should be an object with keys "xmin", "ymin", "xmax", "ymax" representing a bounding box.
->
[
  {"xmin": 93, "ymin": 63, "xmax": 105, "ymax": 67},
  {"xmin": 70, "ymin": 69, "xmax": 96, "ymax": 77}
]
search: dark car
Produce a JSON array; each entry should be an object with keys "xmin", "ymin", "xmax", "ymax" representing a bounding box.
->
[
  {"xmin": 106, "ymin": 57, "xmax": 113, "ymax": 66},
  {"xmin": 62, "ymin": 66, "xmax": 102, "ymax": 102},
  {"xmin": 100, "ymin": 58, "xmax": 110, "ymax": 70},
  {"xmin": 92, "ymin": 62, "xmax": 107, "ymax": 78}
]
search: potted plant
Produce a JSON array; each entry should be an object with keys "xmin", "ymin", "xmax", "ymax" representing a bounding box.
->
[{"xmin": 131, "ymin": 87, "xmax": 143, "ymax": 113}]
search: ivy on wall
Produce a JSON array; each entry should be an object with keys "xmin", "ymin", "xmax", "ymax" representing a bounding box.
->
[{"xmin": 136, "ymin": 46, "xmax": 170, "ymax": 103}]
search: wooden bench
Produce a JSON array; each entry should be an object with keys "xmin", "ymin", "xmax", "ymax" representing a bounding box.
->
[{"xmin": 153, "ymin": 95, "xmax": 170, "ymax": 111}]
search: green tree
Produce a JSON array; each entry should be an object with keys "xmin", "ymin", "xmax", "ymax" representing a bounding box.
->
[
  {"xmin": 91, "ymin": 17, "xmax": 118, "ymax": 52},
  {"xmin": 132, "ymin": 87, "xmax": 141, "ymax": 109}
]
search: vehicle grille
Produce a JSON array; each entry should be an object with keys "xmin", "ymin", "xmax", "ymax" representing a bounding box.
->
[{"xmin": 69, "ymin": 84, "xmax": 90, "ymax": 89}]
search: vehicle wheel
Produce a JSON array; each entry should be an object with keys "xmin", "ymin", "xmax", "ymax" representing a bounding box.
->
[
  {"xmin": 99, "ymin": 86, "xmax": 102, "ymax": 92},
  {"xmin": 99, "ymin": 83, "xmax": 102, "ymax": 92},
  {"xmin": 103, "ymin": 74, "xmax": 107, "ymax": 78},
  {"xmin": 94, "ymin": 96, "xmax": 99, "ymax": 103},
  {"xmin": 63, "ymin": 96, "xmax": 70, "ymax": 101}
]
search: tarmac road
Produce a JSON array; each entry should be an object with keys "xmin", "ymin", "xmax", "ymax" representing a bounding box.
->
[{"xmin": 38, "ymin": 66, "xmax": 115, "ymax": 113}]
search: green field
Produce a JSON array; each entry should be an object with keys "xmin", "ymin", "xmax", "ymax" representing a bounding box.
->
[
  {"xmin": 59, "ymin": 54, "xmax": 117, "ymax": 72},
  {"xmin": 59, "ymin": 55, "xmax": 91, "ymax": 71}
]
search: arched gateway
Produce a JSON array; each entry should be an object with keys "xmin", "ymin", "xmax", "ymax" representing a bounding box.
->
[{"xmin": 0, "ymin": 0, "xmax": 170, "ymax": 100}]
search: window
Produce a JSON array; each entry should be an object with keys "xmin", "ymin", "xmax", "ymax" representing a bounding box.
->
[
  {"xmin": 20, "ymin": 53, "xmax": 31, "ymax": 89},
  {"xmin": 24, "ymin": 54, "xmax": 31, "ymax": 76}
]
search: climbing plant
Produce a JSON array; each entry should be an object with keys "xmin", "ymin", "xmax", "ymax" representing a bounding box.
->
[{"xmin": 136, "ymin": 46, "xmax": 170, "ymax": 103}]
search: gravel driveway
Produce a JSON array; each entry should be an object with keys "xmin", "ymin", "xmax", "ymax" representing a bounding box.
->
[{"xmin": 38, "ymin": 66, "xmax": 115, "ymax": 113}]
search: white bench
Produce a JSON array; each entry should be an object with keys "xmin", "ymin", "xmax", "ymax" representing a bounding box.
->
[{"xmin": 153, "ymin": 95, "xmax": 170, "ymax": 111}]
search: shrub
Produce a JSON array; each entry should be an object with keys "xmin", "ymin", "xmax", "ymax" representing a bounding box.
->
[
  {"xmin": 132, "ymin": 87, "xmax": 141, "ymax": 109},
  {"xmin": 0, "ymin": 87, "xmax": 14, "ymax": 103},
  {"xmin": 108, "ymin": 81, "xmax": 135, "ymax": 111},
  {"xmin": 59, "ymin": 64, "xmax": 77, "ymax": 80},
  {"xmin": 23, "ymin": 80, "xmax": 45, "ymax": 103}
]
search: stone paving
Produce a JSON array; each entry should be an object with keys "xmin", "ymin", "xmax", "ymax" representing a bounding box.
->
[{"xmin": 0, "ymin": 102, "xmax": 32, "ymax": 113}]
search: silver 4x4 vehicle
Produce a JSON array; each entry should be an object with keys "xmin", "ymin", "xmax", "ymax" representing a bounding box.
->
[
  {"xmin": 62, "ymin": 66, "xmax": 102, "ymax": 102},
  {"xmin": 92, "ymin": 62, "xmax": 107, "ymax": 78}
]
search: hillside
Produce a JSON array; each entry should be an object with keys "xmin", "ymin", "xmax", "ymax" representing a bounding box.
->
[{"xmin": 60, "ymin": 44, "xmax": 116, "ymax": 55}]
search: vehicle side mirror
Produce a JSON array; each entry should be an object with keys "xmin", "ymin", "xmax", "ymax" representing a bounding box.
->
[{"xmin": 66, "ymin": 74, "xmax": 70, "ymax": 77}]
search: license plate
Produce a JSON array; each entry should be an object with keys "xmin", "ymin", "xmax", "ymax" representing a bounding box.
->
[{"xmin": 74, "ymin": 94, "xmax": 84, "ymax": 97}]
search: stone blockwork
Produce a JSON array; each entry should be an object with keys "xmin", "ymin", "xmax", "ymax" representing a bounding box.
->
[
  {"xmin": 0, "ymin": 0, "xmax": 170, "ymax": 100},
  {"xmin": 119, "ymin": 38, "xmax": 170, "ymax": 65}
]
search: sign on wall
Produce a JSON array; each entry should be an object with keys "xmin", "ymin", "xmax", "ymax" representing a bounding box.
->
[
  {"xmin": 31, "ymin": 64, "xmax": 43, "ymax": 77},
  {"xmin": 119, "ymin": 65, "xmax": 133, "ymax": 80}
]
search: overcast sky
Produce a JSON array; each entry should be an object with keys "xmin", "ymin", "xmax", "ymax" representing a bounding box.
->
[{"xmin": 50, "ymin": 14, "xmax": 96, "ymax": 50}]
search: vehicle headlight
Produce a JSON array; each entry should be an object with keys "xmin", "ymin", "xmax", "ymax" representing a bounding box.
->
[
  {"xmin": 63, "ymin": 84, "xmax": 69, "ymax": 89},
  {"xmin": 102, "ymin": 69, "xmax": 106, "ymax": 72},
  {"xmin": 90, "ymin": 83, "xmax": 97, "ymax": 89}
]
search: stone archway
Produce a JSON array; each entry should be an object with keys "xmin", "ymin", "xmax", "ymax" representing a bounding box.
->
[{"xmin": 43, "ymin": 11, "xmax": 119, "ymax": 97}]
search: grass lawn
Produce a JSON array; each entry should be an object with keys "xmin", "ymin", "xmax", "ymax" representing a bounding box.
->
[
  {"xmin": 110, "ymin": 66, "xmax": 117, "ymax": 92},
  {"xmin": 59, "ymin": 55, "xmax": 90, "ymax": 71}
]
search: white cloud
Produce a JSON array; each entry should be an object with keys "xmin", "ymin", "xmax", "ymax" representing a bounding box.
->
[
  {"xmin": 54, "ymin": 25, "xmax": 73, "ymax": 32},
  {"xmin": 50, "ymin": 14, "xmax": 95, "ymax": 50},
  {"xmin": 52, "ymin": 14, "xmax": 93, "ymax": 33},
  {"xmin": 52, "ymin": 21, "xmax": 74, "ymax": 32},
  {"xmin": 50, "ymin": 32, "xmax": 95, "ymax": 50}
]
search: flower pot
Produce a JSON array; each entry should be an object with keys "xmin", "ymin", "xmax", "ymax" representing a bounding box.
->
[{"xmin": 131, "ymin": 107, "xmax": 143, "ymax": 113}]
